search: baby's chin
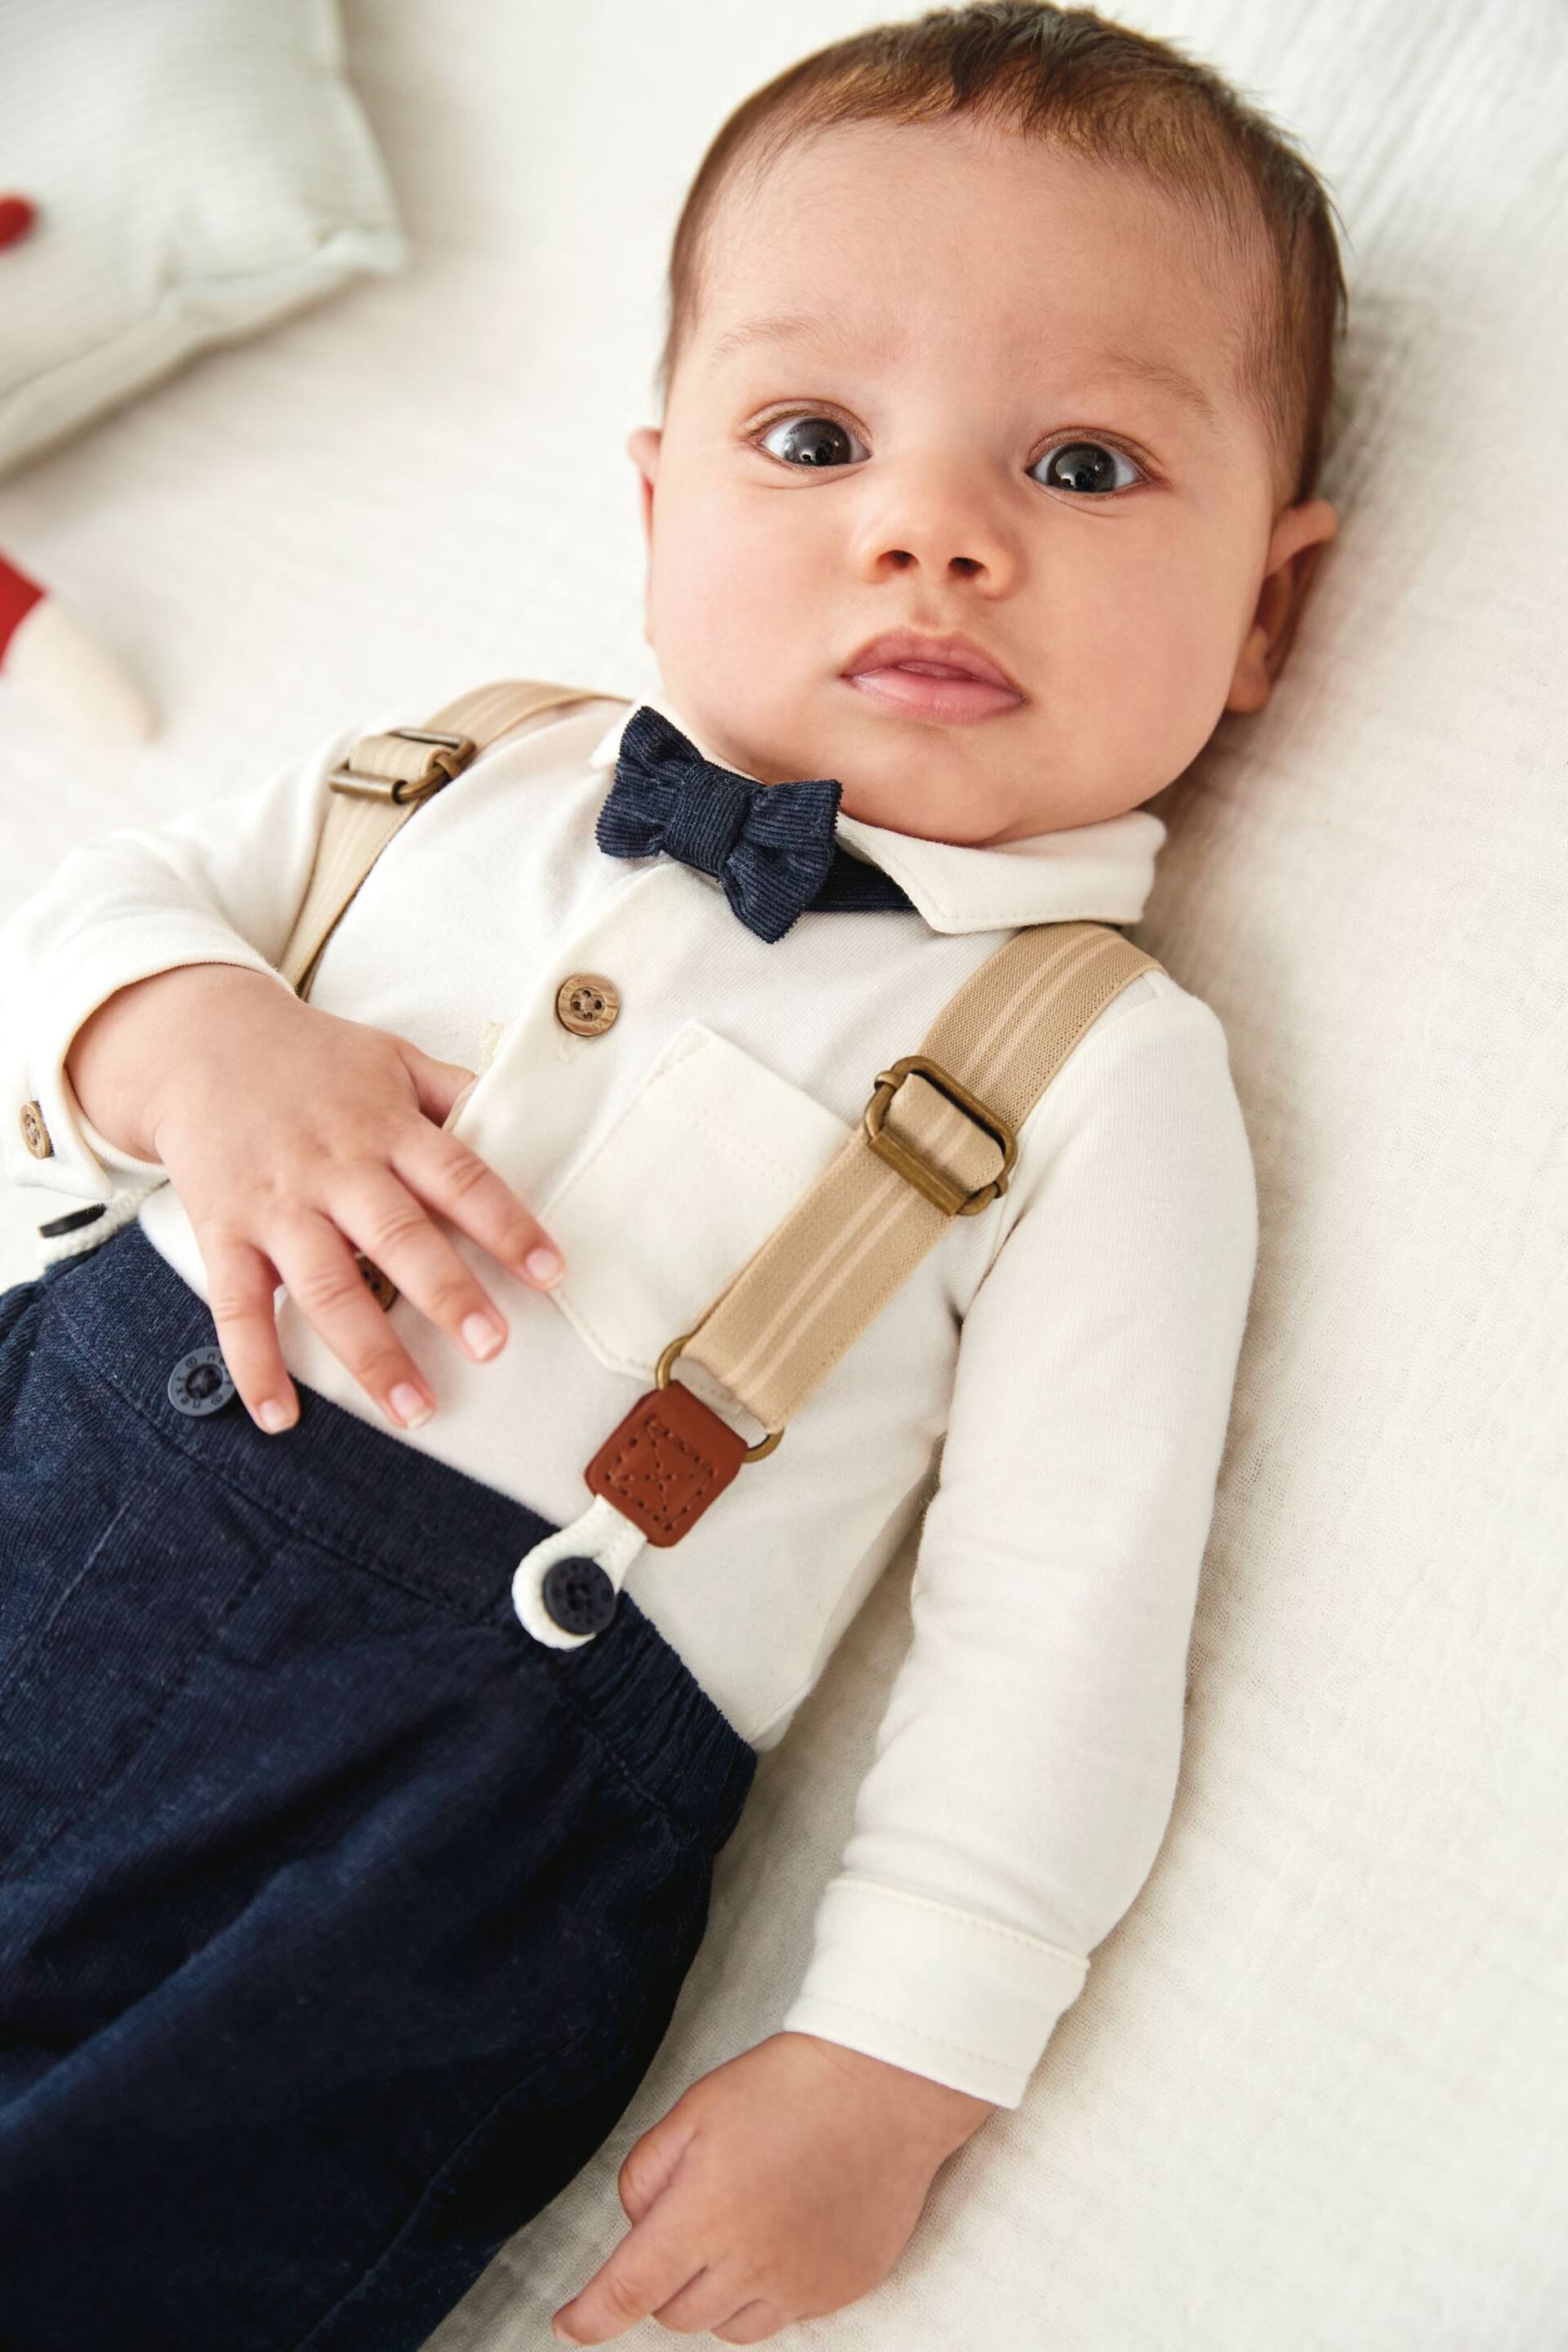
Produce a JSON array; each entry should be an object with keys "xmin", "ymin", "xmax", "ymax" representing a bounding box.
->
[
  {"xmin": 806, "ymin": 734, "xmax": 1052, "ymax": 843},
  {"xmin": 838, "ymin": 761, "xmax": 1156, "ymax": 844},
  {"xmin": 831, "ymin": 772, "xmax": 1049, "ymax": 846},
  {"xmin": 821, "ymin": 719, "xmax": 1174, "ymax": 839},
  {"xmin": 687, "ymin": 696, "xmax": 1063, "ymax": 838}
]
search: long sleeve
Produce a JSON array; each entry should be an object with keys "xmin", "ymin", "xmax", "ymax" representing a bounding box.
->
[
  {"xmin": 777, "ymin": 979, "xmax": 1260, "ymax": 2108},
  {"xmin": 0, "ymin": 715, "xmax": 372, "ymax": 1221}
]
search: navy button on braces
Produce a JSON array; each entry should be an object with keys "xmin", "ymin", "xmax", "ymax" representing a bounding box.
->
[
  {"xmin": 541, "ymin": 1555, "xmax": 617, "ymax": 1637},
  {"xmin": 167, "ymin": 1346, "xmax": 236, "ymax": 1417}
]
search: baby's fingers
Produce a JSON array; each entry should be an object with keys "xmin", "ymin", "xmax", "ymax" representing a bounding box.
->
[
  {"xmin": 332, "ymin": 1165, "xmax": 527, "ymax": 1367},
  {"xmin": 198, "ymin": 1232, "xmax": 306, "ymax": 1434},
  {"xmin": 550, "ymin": 2199, "xmax": 713, "ymax": 2345},
  {"xmin": 709, "ymin": 2298, "xmax": 795, "ymax": 2345},
  {"xmin": 396, "ymin": 1126, "xmax": 567, "ymax": 1292},
  {"xmin": 263, "ymin": 1214, "xmax": 443, "ymax": 1432}
]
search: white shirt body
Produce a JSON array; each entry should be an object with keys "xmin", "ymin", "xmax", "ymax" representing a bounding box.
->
[{"xmin": 0, "ymin": 688, "xmax": 1258, "ymax": 2107}]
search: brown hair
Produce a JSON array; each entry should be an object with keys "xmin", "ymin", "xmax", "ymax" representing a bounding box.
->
[{"xmin": 655, "ymin": 1, "xmax": 1350, "ymax": 509}]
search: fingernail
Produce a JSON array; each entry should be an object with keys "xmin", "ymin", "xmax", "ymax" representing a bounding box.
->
[
  {"xmin": 525, "ymin": 1246, "xmax": 564, "ymax": 1289},
  {"xmin": 550, "ymin": 2326, "xmax": 576, "ymax": 2345},
  {"xmin": 258, "ymin": 1399, "xmax": 294, "ymax": 1434},
  {"xmin": 390, "ymin": 1382, "xmax": 434, "ymax": 1428},
  {"xmin": 461, "ymin": 1311, "xmax": 504, "ymax": 1360}
]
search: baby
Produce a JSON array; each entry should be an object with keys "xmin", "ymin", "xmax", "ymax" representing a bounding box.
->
[{"xmin": 0, "ymin": 2, "xmax": 1344, "ymax": 2345}]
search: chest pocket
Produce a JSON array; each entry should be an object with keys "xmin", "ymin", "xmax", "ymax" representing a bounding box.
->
[{"xmin": 534, "ymin": 1017, "xmax": 854, "ymax": 1384}]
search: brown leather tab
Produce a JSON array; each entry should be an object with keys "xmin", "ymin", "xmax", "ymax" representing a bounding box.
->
[{"xmin": 584, "ymin": 1383, "xmax": 750, "ymax": 1548}]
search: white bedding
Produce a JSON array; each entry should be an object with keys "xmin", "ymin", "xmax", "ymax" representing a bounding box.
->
[{"xmin": 1, "ymin": 2, "xmax": 1563, "ymax": 2345}]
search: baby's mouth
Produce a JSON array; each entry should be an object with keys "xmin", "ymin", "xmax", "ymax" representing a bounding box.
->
[
  {"xmin": 885, "ymin": 660, "xmax": 987, "ymax": 679},
  {"xmin": 839, "ymin": 629, "xmax": 1026, "ymax": 718},
  {"xmin": 840, "ymin": 665, "xmax": 1026, "ymax": 723}
]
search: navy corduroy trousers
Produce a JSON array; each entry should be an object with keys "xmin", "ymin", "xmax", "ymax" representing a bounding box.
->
[{"xmin": 0, "ymin": 1218, "xmax": 756, "ymax": 2351}]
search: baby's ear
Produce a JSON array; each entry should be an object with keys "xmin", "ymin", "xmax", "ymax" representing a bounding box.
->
[
  {"xmin": 1225, "ymin": 496, "xmax": 1339, "ymax": 714},
  {"xmin": 626, "ymin": 427, "xmax": 662, "ymax": 548}
]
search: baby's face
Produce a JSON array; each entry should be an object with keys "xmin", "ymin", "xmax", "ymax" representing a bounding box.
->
[{"xmin": 629, "ymin": 116, "xmax": 1338, "ymax": 844}]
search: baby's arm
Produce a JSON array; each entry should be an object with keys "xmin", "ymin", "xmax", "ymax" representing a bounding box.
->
[
  {"xmin": 772, "ymin": 977, "xmax": 1260, "ymax": 2105},
  {"xmin": 2, "ymin": 720, "xmax": 364, "ymax": 1208},
  {"xmin": 550, "ymin": 974, "xmax": 1259, "ymax": 2344},
  {"xmin": 0, "ymin": 719, "xmax": 568, "ymax": 1430}
]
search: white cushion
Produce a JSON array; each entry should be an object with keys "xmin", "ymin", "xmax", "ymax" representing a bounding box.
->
[{"xmin": 0, "ymin": 0, "xmax": 404, "ymax": 481}]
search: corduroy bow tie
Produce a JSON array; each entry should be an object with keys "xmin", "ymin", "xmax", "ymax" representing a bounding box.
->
[{"xmin": 595, "ymin": 704, "xmax": 915, "ymax": 942}]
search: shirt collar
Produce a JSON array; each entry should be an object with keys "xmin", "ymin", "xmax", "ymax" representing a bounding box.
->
[{"xmin": 584, "ymin": 691, "xmax": 1165, "ymax": 936}]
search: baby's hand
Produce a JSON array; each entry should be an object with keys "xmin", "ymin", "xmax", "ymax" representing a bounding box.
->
[
  {"xmin": 550, "ymin": 2030, "xmax": 996, "ymax": 2345},
  {"xmin": 65, "ymin": 962, "xmax": 568, "ymax": 1436}
]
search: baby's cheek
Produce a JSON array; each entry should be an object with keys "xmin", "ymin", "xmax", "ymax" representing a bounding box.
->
[
  {"xmin": 658, "ymin": 509, "xmax": 781, "ymax": 667},
  {"xmin": 1117, "ymin": 565, "xmax": 1243, "ymax": 776}
]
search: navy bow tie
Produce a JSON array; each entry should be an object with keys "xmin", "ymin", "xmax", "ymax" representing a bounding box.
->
[{"xmin": 596, "ymin": 704, "xmax": 915, "ymax": 942}]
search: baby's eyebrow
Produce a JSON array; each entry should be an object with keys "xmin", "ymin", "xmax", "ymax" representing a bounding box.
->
[
  {"xmin": 704, "ymin": 308, "xmax": 879, "ymax": 368},
  {"xmin": 705, "ymin": 309, "xmax": 1223, "ymax": 435},
  {"xmin": 1092, "ymin": 348, "xmax": 1223, "ymax": 434}
]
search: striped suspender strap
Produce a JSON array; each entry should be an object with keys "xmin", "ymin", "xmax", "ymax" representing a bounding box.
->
[
  {"xmin": 581, "ymin": 920, "xmax": 1162, "ymax": 1552},
  {"xmin": 279, "ymin": 679, "xmax": 605, "ymax": 1000}
]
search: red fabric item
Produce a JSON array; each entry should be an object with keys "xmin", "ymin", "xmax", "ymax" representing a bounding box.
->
[
  {"xmin": 0, "ymin": 194, "xmax": 37, "ymax": 249},
  {"xmin": 0, "ymin": 551, "xmax": 47, "ymax": 659}
]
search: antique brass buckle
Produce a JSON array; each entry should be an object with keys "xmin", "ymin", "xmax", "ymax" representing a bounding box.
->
[
  {"xmin": 656, "ymin": 1330, "xmax": 783, "ymax": 1462},
  {"xmin": 328, "ymin": 727, "xmax": 477, "ymax": 804},
  {"xmin": 862, "ymin": 1054, "xmax": 1017, "ymax": 1217}
]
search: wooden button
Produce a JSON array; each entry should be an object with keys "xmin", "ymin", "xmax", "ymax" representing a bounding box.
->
[
  {"xmin": 554, "ymin": 973, "xmax": 620, "ymax": 1037},
  {"xmin": 354, "ymin": 1252, "xmax": 399, "ymax": 1312},
  {"xmin": 20, "ymin": 1100, "xmax": 53, "ymax": 1159}
]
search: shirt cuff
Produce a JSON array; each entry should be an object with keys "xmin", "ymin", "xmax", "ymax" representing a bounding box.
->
[
  {"xmin": 776, "ymin": 1873, "xmax": 1089, "ymax": 2109},
  {"xmin": 5, "ymin": 944, "xmax": 294, "ymax": 1200}
]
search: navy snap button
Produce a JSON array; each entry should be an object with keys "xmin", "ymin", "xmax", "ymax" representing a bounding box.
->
[
  {"xmin": 167, "ymin": 1345, "xmax": 236, "ymax": 1416},
  {"xmin": 541, "ymin": 1554, "xmax": 617, "ymax": 1636}
]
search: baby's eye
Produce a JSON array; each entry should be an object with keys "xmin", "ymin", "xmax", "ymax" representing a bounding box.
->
[
  {"xmin": 1030, "ymin": 439, "xmax": 1144, "ymax": 496},
  {"xmin": 755, "ymin": 414, "xmax": 868, "ymax": 469}
]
